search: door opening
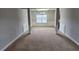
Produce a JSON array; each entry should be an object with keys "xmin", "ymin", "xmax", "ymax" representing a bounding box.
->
[{"xmin": 28, "ymin": 8, "xmax": 57, "ymax": 34}]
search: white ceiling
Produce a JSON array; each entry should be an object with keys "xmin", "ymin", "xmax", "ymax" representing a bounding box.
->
[{"xmin": 30, "ymin": 8, "xmax": 56, "ymax": 11}]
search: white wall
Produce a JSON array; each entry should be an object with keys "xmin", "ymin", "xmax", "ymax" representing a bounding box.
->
[
  {"xmin": 30, "ymin": 10, "xmax": 56, "ymax": 27},
  {"xmin": 0, "ymin": 8, "xmax": 29, "ymax": 50},
  {"xmin": 59, "ymin": 8, "xmax": 79, "ymax": 44}
]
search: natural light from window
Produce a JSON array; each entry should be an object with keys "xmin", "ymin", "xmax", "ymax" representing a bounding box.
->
[{"xmin": 36, "ymin": 14, "xmax": 47, "ymax": 23}]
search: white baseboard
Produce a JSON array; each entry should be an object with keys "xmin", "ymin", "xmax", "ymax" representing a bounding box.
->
[
  {"xmin": 58, "ymin": 31, "xmax": 79, "ymax": 46},
  {"xmin": 1, "ymin": 31, "xmax": 29, "ymax": 51}
]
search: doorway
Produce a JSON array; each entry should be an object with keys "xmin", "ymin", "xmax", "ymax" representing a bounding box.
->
[
  {"xmin": 28, "ymin": 8, "xmax": 56, "ymax": 33},
  {"xmin": 55, "ymin": 8, "xmax": 60, "ymax": 34}
]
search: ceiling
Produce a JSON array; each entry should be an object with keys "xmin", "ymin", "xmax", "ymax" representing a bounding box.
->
[{"xmin": 30, "ymin": 8, "xmax": 56, "ymax": 11}]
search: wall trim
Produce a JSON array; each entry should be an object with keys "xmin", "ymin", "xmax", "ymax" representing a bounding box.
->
[
  {"xmin": 57, "ymin": 30, "xmax": 79, "ymax": 46},
  {"xmin": 1, "ymin": 31, "xmax": 29, "ymax": 51}
]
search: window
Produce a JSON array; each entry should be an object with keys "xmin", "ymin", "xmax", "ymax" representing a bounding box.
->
[{"xmin": 36, "ymin": 14, "xmax": 47, "ymax": 23}]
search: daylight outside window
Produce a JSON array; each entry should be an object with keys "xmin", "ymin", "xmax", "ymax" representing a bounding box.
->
[{"xmin": 36, "ymin": 14, "xmax": 47, "ymax": 23}]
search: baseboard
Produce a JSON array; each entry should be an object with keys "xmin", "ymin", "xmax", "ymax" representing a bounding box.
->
[
  {"xmin": 57, "ymin": 31, "xmax": 79, "ymax": 46},
  {"xmin": 1, "ymin": 31, "xmax": 30, "ymax": 51}
]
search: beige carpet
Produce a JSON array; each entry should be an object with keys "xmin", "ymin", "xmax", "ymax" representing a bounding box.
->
[{"xmin": 8, "ymin": 27, "xmax": 79, "ymax": 51}]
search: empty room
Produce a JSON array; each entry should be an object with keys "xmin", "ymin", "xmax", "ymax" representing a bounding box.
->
[
  {"xmin": 0, "ymin": 8, "xmax": 79, "ymax": 51},
  {"xmin": 0, "ymin": 0, "xmax": 79, "ymax": 59}
]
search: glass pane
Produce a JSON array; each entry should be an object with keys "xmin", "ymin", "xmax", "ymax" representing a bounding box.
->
[
  {"xmin": 36, "ymin": 15, "xmax": 42, "ymax": 23},
  {"xmin": 42, "ymin": 15, "xmax": 47, "ymax": 23},
  {"xmin": 36, "ymin": 14, "xmax": 47, "ymax": 23}
]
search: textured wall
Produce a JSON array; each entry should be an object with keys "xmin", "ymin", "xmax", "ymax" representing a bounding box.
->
[
  {"xmin": 0, "ymin": 8, "xmax": 29, "ymax": 50},
  {"xmin": 59, "ymin": 8, "xmax": 79, "ymax": 43}
]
